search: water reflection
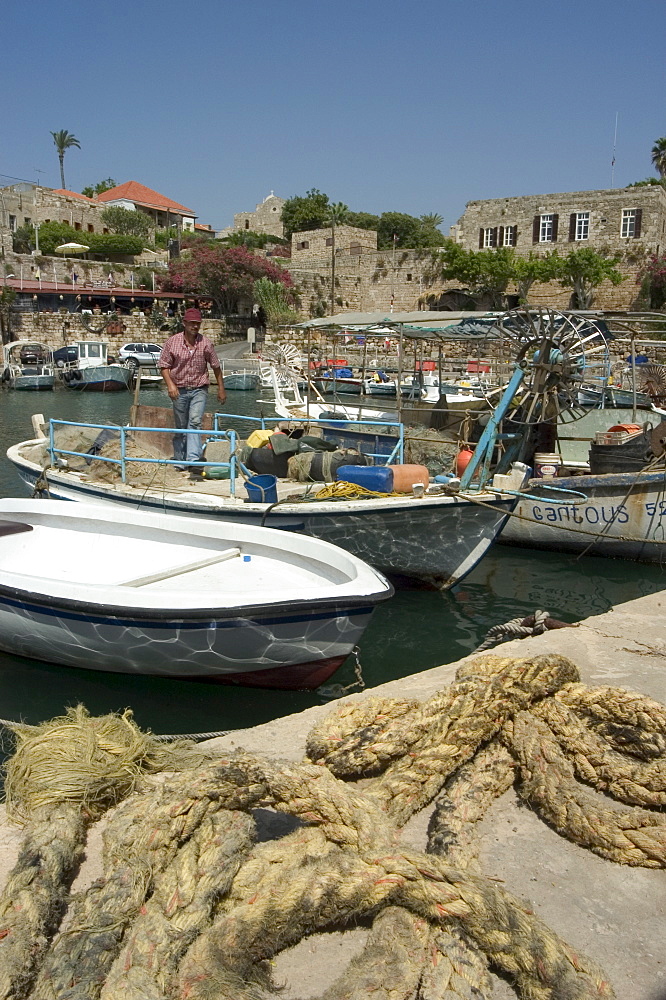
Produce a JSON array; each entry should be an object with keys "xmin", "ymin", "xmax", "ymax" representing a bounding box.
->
[{"xmin": 0, "ymin": 384, "xmax": 664, "ymax": 735}]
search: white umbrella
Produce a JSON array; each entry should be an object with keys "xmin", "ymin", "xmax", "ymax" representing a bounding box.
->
[{"xmin": 55, "ymin": 242, "xmax": 90, "ymax": 254}]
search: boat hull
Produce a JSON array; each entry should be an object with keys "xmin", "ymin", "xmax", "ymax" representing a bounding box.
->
[
  {"xmin": 0, "ymin": 588, "xmax": 372, "ymax": 687},
  {"xmin": 222, "ymin": 373, "xmax": 259, "ymax": 391},
  {"xmin": 63, "ymin": 365, "xmax": 131, "ymax": 392},
  {"xmin": 500, "ymin": 471, "xmax": 666, "ymax": 563},
  {"xmin": 13, "ymin": 375, "xmax": 55, "ymax": 390},
  {"xmin": 8, "ymin": 446, "xmax": 514, "ymax": 588}
]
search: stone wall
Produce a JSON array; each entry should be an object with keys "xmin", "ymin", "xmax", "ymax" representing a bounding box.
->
[
  {"xmin": 6, "ymin": 313, "xmax": 227, "ymax": 353},
  {"xmin": 456, "ymin": 185, "xmax": 666, "ymax": 310},
  {"xmin": 2, "ymin": 251, "xmax": 167, "ymax": 288},
  {"xmin": 285, "ymin": 246, "xmax": 451, "ymax": 317}
]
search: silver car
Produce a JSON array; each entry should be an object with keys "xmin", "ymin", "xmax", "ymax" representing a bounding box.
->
[{"xmin": 118, "ymin": 342, "xmax": 162, "ymax": 367}]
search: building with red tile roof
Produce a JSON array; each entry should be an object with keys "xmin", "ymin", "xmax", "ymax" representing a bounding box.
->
[
  {"xmin": 96, "ymin": 181, "xmax": 196, "ymax": 230},
  {"xmin": 52, "ymin": 189, "xmax": 96, "ymax": 202}
]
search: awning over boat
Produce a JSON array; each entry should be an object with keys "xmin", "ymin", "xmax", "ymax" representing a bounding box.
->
[
  {"xmin": 293, "ymin": 311, "xmax": 506, "ymax": 341},
  {"xmin": 293, "ymin": 310, "xmax": 614, "ymax": 342}
]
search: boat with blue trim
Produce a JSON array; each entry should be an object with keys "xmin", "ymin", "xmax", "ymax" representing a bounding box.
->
[{"xmin": 0, "ymin": 499, "xmax": 393, "ymax": 688}]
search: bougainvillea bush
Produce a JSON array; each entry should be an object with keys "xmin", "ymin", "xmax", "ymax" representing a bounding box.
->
[
  {"xmin": 638, "ymin": 252, "xmax": 666, "ymax": 309},
  {"xmin": 159, "ymin": 245, "xmax": 295, "ymax": 316}
]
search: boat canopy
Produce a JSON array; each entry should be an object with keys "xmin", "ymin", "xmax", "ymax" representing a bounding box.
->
[{"xmin": 293, "ymin": 310, "xmax": 613, "ymax": 342}]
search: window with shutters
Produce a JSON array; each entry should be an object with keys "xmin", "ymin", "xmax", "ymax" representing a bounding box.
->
[
  {"xmin": 483, "ymin": 227, "xmax": 496, "ymax": 248},
  {"xmin": 296, "ymin": 240, "xmax": 309, "ymax": 250},
  {"xmin": 349, "ymin": 242, "xmax": 361, "ymax": 255},
  {"xmin": 539, "ymin": 215, "xmax": 554, "ymax": 242},
  {"xmin": 325, "ymin": 237, "xmax": 333, "ymax": 246},
  {"xmin": 575, "ymin": 213, "xmax": 590, "ymax": 240},
  {"xmin": 503, "ymin": 226, "xmax": 516, "ymax": 247},
  {"xmin": 621, "ymin": 209, "xmax": 638, "ymax": 238}
]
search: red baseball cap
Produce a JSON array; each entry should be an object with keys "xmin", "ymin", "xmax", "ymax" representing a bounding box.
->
[{"xmin": 183, "ymin": 308, "xmax": 202, "ymax": 323}]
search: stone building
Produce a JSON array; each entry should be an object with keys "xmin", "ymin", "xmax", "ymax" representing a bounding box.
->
[
  {"xmin": 0, "ymin": 183, "xmax": 109, "ymax": 240},
  {"xmin": 285, "ymin": 226, "xmax": 437, "ymax": 318},
  {"xmin": 96, "ymin": 181, "xmax": 196, "ymax": 232},
  {"xmin": 232, "ymin": 192, "xmax": 285, "ymax": 238},
  {"xmin": 454, "ymin": 185, "xmax": 666, "ymax": 309}
]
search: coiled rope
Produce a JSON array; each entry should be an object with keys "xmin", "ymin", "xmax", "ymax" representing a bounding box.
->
[
  {"xmin": 1, "ymin": 653, "xmax": 664, "ymax": 998},
  {"xmin": 475, "ymin": 608, "xmax": 573, "ymax": 651}
]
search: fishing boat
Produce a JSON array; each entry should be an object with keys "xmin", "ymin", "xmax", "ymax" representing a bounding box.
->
[
  {"xmin": 577, "ymin": 385, "xmax": 653, "ymax": 409},
  {"xmin": 0, "ymin": 498, "xmax": 392, "ymax": 689},
  {"xmin": 7, "ymin": 409, "xmax": 515, "ymax": 589},
  {"xmin": 222, "ymin": 370, "xmax": 260, "ymax": 391},
  {"xmin": 498, "ymin": 409, "xmax": 666, "ymax": 563},
  {"xmin": 313, "ymin": 371, "xmax": 365, "ymax": 395},
  {"xmin": 60, "ymin": 340, "xmax": 132, "ymax": 392},
  {"xmin": 0, "ymin": 341, "xmax": 55, "ymax": 391}
]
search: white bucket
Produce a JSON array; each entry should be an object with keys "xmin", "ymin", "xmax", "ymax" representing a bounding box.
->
[{"xmin": 534, "ymin": 452, "xmax": 562, "ymax": 479}]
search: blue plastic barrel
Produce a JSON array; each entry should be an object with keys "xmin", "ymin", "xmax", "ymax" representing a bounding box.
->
[
  {"xmin": 335, "ymin": 465, "xmax": 394, "ymax": 491},
  {"xmin": 244, "ymin": 474, "xmax": 278, "ymax": 504}
]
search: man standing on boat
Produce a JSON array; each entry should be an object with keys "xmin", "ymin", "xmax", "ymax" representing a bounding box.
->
[{"xmin": 158, "ymin": 307, "xmax": 226, "ymax": 474}]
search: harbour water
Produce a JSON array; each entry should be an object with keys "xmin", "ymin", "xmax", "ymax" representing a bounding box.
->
[{"xmin": 1, "ymin": 382, "xmax": 664, "ymax": 737}]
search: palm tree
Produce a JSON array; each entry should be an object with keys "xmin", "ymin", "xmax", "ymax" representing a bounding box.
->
[
  {"xmin": 651, "ymin": 137, "xmax": 666, "ymax": 179},
  {"xmin": 420, "ymin": 212, "xmax": 444, "ymax": 230},
  {"xmin": 326, "ymin": 202, "xmax": 349, "ymax": 315},
  {"xmin": 50, "ymin": 130, "xmax": 81, "ymax": 189}
]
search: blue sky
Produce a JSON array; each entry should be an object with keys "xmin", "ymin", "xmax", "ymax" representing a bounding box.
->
[{"xmin": 2, "ymin": 0, "xmax": 664, "ymax": 232}]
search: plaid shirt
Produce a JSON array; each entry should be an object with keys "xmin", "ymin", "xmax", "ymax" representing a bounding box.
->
[{"xmin": 158, "ymin": 332, "xmax": 220, "ymax": 389}]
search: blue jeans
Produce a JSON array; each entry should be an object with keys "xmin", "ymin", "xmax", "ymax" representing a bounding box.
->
[{"xmin": 172, "ymin": 387, "xmax": 208, "ymax": 465}]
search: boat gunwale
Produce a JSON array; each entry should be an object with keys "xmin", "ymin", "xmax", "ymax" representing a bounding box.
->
[{"xmin": 0, "ymin": 583, "xmax": 388, "ymax": 624}]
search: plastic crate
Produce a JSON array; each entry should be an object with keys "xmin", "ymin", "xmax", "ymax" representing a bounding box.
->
[{"xmin": 594, "ymin": 430, "xmax": 642, "ymax": 446}]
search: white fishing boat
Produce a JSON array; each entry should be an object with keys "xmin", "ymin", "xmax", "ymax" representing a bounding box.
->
[
  {"xmin": 498, "ymin": 407, "xmax": 666, "ymax": 564},
  {"xmin": 0, "ymin": 341, "xmax": 55, "ymax": 391},
  {"xmin": 7, "ymin": 410, "xmax": 515, "ymax": 589},
  {"xmin": 0, "ymin": 499, "xmax": 392, "ymax": 689},
  {"xmin": 61, "ymin": 341, "xmax": 132, "ymax": 392}
]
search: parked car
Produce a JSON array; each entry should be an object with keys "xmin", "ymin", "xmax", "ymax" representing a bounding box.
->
[
  {"xmin": 51, "ymin": 345, "xmax": 79, "ymax": 368},
  {"xmin": 118, "ymin": 343, "xmax": 162, "ymax": 367},
  {"xmin": 19, "ymin": 344, "xmax": 47, "ymax": 365}
]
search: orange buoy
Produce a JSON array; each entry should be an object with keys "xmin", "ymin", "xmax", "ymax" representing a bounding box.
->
[{"xmin": 456, "ymin": 448, "xmax": 474, "ymax": 476}]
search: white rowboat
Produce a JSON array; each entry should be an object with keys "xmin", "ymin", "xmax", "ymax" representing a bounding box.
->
[{"xmin": 0, "ymin": 500, "xmax": 393, "ymax": 689}]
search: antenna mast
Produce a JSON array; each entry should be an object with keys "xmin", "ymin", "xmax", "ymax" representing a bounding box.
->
[{"xmin": 610, "ymin": 113, "xmax": 618, "ymax": 188}]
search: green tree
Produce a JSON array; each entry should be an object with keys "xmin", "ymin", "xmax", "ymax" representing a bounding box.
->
[
  {"xmin": 0, "ymin": 286, "xmax": 16, "ymax": 344},
  {"xmin": 436, "ymin": 243, "xmax": 516, "ymax": 308},
  {"xmin": 628, "ymin": 177, "xmax": 665, "ymax": 188},
  {"xmin": 636, "ymin": 252, "xmax": 666, "ymax": 309},
  {"xmin": 35, "ymin": 221, "xmax": 80, "ymax": 255},
  {"xmin": 345, "ymin": 211, "xmax": 380, "ymax": 231},
  {"xmin": 651, "ymin": 136, "xmax": 666, "ymax": 179},
  {"xmin": 12, "ymin": 224, "xmax": 34, "ymax": 254},
  {"xmin": 552, "ymin": 247, "xmax": 624, "ymax": 308},
  {"xmin": 377, "ymin": 212, "xmax": 446, "ymax": 249},
  {"xmin": 420, "ymin": 212, "xmax": 444, "ymax": 230},
  {"xmin": 154, "ymin": 226, "xmax": 179, "ymax": 249},
  {"xmin": 81, "ymin": 177, "xmax": 117, "ymax": 198},
  {"xmin": 253, "ymin": 277, "xmax": 299, "ymax": 326},
  {"xmin": 281, "ymin": 188, "xmax": 331, "ymax": 238},
  {"xmin": 513, "ymin": 251, "xmax": 559, "ymax": 303},
  {"xmin": 220, "ymin": 230, "xmax": 283, "ymax": 249},
  {"xmin": 326, "ymin": 202, "xmax": 349, "ymax": 315},
  {"xmin": 50, "ymin": 130, "xmax": 81, "ymax": 189},
  {"xmin": 100, "ymin": 206, "xmax": 152, "ymax": 239}
]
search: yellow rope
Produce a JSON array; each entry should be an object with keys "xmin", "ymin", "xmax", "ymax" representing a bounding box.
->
[{"xmin": 314, "ymin": 481, "xmax": 406, "ymax": 501}]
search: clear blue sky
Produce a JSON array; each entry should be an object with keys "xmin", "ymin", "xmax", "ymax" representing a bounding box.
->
[{"xmin": 3, "ymin": 0, "xmax": 664, "ymax": 232}]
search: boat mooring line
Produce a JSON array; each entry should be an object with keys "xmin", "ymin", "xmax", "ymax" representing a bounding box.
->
[{"xmin": 0, "ymin": 717, "xmax": 239, "ymax": 742}]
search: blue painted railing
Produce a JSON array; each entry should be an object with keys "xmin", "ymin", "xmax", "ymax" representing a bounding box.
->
[{"xmin": 47, "ymin": 420, "xmax": 239, "ymax": 494}]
